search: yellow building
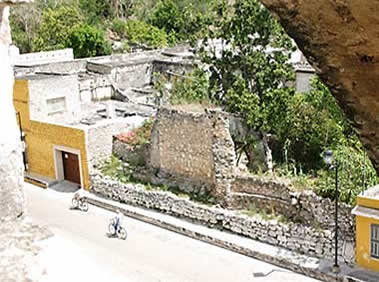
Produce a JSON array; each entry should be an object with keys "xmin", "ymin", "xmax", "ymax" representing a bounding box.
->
[
  {"xmin": 13, "ymin": 76, "xmax": 90, "ymax": 189},
  {"xmin": 353, "ymin": 185, "xmax": 379, "ymax": 271},
  {"xmin": 13, "ymin": 72, "xmax": 146, "ymax": 191}
]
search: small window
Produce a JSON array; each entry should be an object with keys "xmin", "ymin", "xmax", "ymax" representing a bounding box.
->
[
  {"xmin": 371, "ymin": 224, "xmax": 379, "ymax": 259},
  {"xmin": 47, "ymin": 97, "xmax": 66, "ymax": 115}
]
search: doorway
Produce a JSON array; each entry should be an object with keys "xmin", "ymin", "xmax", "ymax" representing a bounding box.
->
[
  {"xmin": 53, "ymin": 145, "xmax": 83, "ymax": 188},
  {"xmin": 62, "ymin": 151, "xmax": 81, "ymax": 184}
]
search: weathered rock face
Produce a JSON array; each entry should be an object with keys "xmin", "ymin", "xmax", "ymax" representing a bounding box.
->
[
  {"xmin": 260, "ymin": 0, "xmax": 379, "ymax": 174},
  {"xmin": 0, "ymin": 0, "xmax": 31, "ymax": 221}
]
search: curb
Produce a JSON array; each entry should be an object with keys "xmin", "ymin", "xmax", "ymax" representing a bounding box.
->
[{"xmin": 84, "ymin": 195, "xmax": 345, "ymax": 282}]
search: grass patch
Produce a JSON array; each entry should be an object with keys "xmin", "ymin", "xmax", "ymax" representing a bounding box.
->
[{"xmin": 241, "ymin": 203, "xmax": 289, "ymax": 224}]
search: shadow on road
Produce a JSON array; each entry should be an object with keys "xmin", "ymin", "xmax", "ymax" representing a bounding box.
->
[{"xmin": 49, "ymin": 180, "xmax": 80, "ymax": 193}]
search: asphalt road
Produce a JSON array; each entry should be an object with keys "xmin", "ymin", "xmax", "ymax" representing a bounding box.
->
[{"xmin": 25, "ymin": 182, "xmax": 320, "ymax": 282}]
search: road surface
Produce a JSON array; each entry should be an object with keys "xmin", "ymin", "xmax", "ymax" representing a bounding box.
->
[{"xmin": 25, "ymin": 182, "xmax": 320, "ymax": 282}]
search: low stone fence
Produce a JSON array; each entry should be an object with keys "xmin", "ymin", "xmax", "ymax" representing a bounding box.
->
[
  {"xmin": 230, "ymin": 174, "xmax": 355, "ymax": 237},
  {"xmin": 90, "ymin": 172, "xmax": 355, "ymax": 264}
]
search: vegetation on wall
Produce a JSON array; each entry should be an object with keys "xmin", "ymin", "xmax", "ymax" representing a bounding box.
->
[{"xmin": 115, "ymin": 119, "xmax": 154, "ymax": 148}]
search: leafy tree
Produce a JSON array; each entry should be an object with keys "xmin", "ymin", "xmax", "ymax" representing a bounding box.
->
[
  {"xmin": 148, "ymin": 0, "xmax": 214, "ymax": 43},
  {"xmin": 198, "ymin": 0, "xmax": 296, "ymax": 173},
  {"xmin": 154, "ymin": 68, "xmax": 210, "ymax": 105},
  {"xmin": 315, "ymin": 143, "xmax": 378, "ymax": 205},
  {"xmin": 149, "ymin": 0, "xmax": 183, "ymax": 36},
  {"xmin": 78, "ymin": 0, "xmax": 136, "ymax": 24},
  {"xmin": 67, "ymin": 24, "xmax": 111, "ymax": 58},
  {"xmin": 10, "ymin": 5, "xmax": 42, "ymax": 53},
  {"xmin": 111, "ymin": 19, "xmax": 168, "ymax": 48},
  {"xmin": 32, "ymin": 4, "xmax": 83, "ymax": 51},
  {"xmin": 279, "ymin": 76, "xmax": 354, "ymax": 171}
]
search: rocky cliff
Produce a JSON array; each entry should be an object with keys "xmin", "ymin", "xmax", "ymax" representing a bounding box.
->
[{"xmin": 260, "ymin": 0, "xmax": 379, "ymax": 173}]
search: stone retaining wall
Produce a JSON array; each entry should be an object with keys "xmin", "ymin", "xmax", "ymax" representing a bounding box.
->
[
  {"xmin": 231, "ymin": 175, "xmax": 354, "ymax": 236},
  {"xmin": 90, "ymin": 172, "xmax": 354, "ymax": 263}
]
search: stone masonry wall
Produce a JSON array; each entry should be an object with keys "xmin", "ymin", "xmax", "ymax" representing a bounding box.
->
[
  {"xmin": 116, "ymin": 106, "xmax": 354, "ymax": 240},
  {"xmin": 91, "ymin": 172, "xmax": 353, "ymax": 263},
  {"xmin": 230, "ymin": 174, "xmax": 354, "ymax": 237},
  {"xmin": 149, "ymin": 107, "xmax": 216, "ymax": 193}
]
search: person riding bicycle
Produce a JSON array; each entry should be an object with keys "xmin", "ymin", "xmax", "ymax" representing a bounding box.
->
[{"xmin": 114, "ymin": 211, "xmax": 123, "ymax": 233}]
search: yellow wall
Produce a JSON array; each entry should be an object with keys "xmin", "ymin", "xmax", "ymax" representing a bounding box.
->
[
  {"xmin": 13, "ymin": 80, "xmax": 90, "ymax": 189},
  {"xmin": 357, "ymin": 197, "xmax": 379, "ymax": 210},
  {"xmin": 356, "ymin": 215, "xmax": 379, "ymax": 271}
]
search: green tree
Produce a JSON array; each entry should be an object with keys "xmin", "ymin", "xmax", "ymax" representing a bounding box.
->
[
  {"xmin": 148, "ymin": 0, "xmax": 214, "ymax": 43},
  {"xmin": 154, "ymin": 68, "xmax": 210, "ymax": 105},
  {"xmin": 198, "ymin": 0, "xmax": 295, "ymax": 173},
  {"xmin": 279, "ymin": 77, "xmax": 353, "ymax": 171},
  {"xmin": 33, "ymin": 4, "xmax": 83, "ymax": 51},
  {"xmin": 67, "ymin": 24, "xmax": 111, "ymax": 58},
  {"xmin": 111, "ymin": 19, "xmax": 168, "ymax": 48}
]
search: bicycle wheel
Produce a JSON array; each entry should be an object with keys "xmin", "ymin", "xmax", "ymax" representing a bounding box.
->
[
  {"xmin": 118, "ymin": 227, "xmax": 127, "ymax": 240},
  {"xmin": 72, "ymin": 198, "xmax": 79, "ymax": 209},
  {"xmin": 108, "ymin": 223, "xmax": 116, "ymax": 236},
  {"xmin": 79, "ymin": 200, "xmax": 89, "ymax": 212}
]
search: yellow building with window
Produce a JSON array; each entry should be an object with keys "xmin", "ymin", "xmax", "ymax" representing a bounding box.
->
[
  {"xmin": 13, "ymin": 72, "xmax": 145, "ymax": 191},
  {"xmin": 353, "ymin": 185, "xmax": 379, "ymax": 271},
  {"xmin": 13, "ymin": 76, "xmax": 90, "ymax": 189}
]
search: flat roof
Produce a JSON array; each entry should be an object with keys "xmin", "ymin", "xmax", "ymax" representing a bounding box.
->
[
  {"xmin": 359, "ymin": 185, "xmax": 379, "ymax": 200},
  {"xmin": 352, "ymin": 206, "xmax": 379, "ymax": 220}
]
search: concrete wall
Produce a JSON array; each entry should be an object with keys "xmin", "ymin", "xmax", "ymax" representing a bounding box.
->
[
  {"xmin": 355, "ymin": 215, "xmax": 379, "ymax": 271},
  {"xmin": 11, "ymin": 48, "xmax": 73, "ymax": 66},
  {"xmin": 112, "ymin": 62, "xmax": 152, "ymax": 90},
  {"xmin": 79, "ymin": 75, "xmax": 113, "ymax": 102},
  {"xmin": 14, "ymin": 60, "xmax": 87, "ymax": 77},
  {"xmin": 86, "ymin": 116, "xmax": 146, "ymax": 172},
  {"xmin": 295, "ymin": 71, "xmax": 314, "ymax": 93},
  {"xmin": 27, "ymin": 74, "xmax": 81, "ymax": 124}
]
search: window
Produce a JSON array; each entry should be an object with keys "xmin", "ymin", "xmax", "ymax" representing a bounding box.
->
[
  {"xmin": 47, "ymin": 97, "xmax": 66, "ymax": 115},
  {"xmin": 371, "ymin": 224, "xmax": 379, "ymax": 259}
]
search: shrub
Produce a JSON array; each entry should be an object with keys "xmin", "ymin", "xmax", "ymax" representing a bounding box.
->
[
  {"xmin": 67, "ymin": 24, "xmax": 112, "ymax": 58},
  {"xmin": 314, "ymin": 143, "xmax": 378, "ymax": 205},
  {"xmin": 154, "ymin": 68, "xmax": 211, "ymax": 105},
  {"xmin": 111, "ymin": 18, "xmax": 168, "ymax": 48},
  {"xmin": 116, "ymin": 119, "xmax": 155, "ymax": 147},
  {"xmin": 32, "ymin": 5, "xmax": 83, "ymax": 51}
]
